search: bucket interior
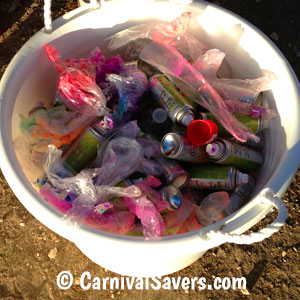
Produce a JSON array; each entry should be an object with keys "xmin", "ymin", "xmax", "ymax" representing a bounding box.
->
[{"xmin": 3, "ymin": 1, "xmax": 300, "ymax": 239}]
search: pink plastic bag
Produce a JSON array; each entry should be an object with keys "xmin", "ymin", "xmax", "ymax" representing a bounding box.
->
[
  {"xmin": 193, "ymin": 48, "xmax": 277, "ymax": 104},
  {"xmin": 107, "ymin": 12, "xmax": 206, "ymax": 61},
  {"xmin": 124, "ymin": 194, "xmax": 164, "ymax": 238},
  {"xmin": 45, "ymin": 45, "xmax": 109, "ymax": 116}
]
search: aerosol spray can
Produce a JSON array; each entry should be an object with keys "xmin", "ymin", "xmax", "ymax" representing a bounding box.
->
[
  {"xmin": 62, "ymin": 121, "xmax": 115, "ymax": 174},
  {"xmin": 62, "ymin": 127, "xmax": 105, "ymax": 174},
  {"xmin": 161, "ymin": 185, "xmax": 182, "ymax": 210},
  {"xmin": 225, "ymin": 175, "xmax": 256, "ymax": 215},
  {"xmin": 225, "ymin": 134, "xmax": 265, "ymax": 151},
  {"xmin": 154, "ymin": 156, "xmax": 189, "ymax": 188},
  {"xmin": 161, "ymin": 132, "xmax": 208, "ymax": 164},
  {"xmin": 149, "ymin": 75, "xmax": 196, "ymax": 126},
  {"xmin": 206, "ymin": 139, "xmax": 263, "ymax": 172},
  {"xmin": 186, "ymin": 165, "xmax": 249, "ymax": 190},
  {"xmin": 200, "ymin": 112, "xmax": 262, "ymax": 136},
  {"xmin": 238, "ymin": 91, "xmax": 263, "ymax": 105}
]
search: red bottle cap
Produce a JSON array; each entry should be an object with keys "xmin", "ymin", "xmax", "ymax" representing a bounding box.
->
[{"xmin": 186, "ymin": 119, "xmax": 218, "ymax": 146}]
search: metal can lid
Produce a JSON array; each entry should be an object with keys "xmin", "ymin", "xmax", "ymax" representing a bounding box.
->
[
  {"xmin": 170, "ymin": 171, "xmax": 189, "ymax": 189},
  {"xmin": 162, "ymin": 185, "xmax": 182, "ymax": 209},
  {"xmin": 161, "ymin": 133, "xmax": 181, "ymax": 157},
  {"xmin": 152, "ymin": 108, "xmax": 168, "ymax": 124}
]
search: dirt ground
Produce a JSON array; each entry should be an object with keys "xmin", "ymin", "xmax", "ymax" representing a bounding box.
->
[{"xmin": 0, "ymin": 1, "xmax": 299, "ymax": 299}]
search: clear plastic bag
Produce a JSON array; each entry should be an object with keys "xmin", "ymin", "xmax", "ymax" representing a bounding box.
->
[
  {"xmin": 163, "ymin": 190, "xmax": 195, "ymax": 235},
  {"xmin": 194, "ymin": 191, "xmax": 230, "ymax": 226},
  {"xmin": 224, "ymin": 100, "xmax": 277, "ymax": 119},
  {"xmin": 107, "ymin": 12, "xmax": 206, "ymax": 61},
  {"xmin": 42, "ymin": 144, "xmax": 141, "ymax": 229},
  {"xmin": 106, "ymin": 66, "xmax": 148, "ymax": 127},
  {"xmin": 193, "ymin": 49, "xmax": 277, "ymax": 104},
  {"xmin": 20, "ymin": 106, "xmax": 92, "ymax": 148},
  {"xmin": 133, "ymin": 176, "xmax": 171, "ymax": 213}
]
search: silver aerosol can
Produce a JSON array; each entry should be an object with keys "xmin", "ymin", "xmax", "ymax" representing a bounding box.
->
[
  {"xmin": 206, "ymin": 139, "xmax": 263, "ymax": 172},
  {"xmin": 225, "ymin": 134, "xmax": 265, "ymax": 151},
  {"xmin": 154, "ymin": 156, "xmax": 189, "ymax": 189},
  {"xmin": 225, "ymin": 176, "xmax": 256, "ymax": 215},
  {"xmin": 161, "ymin": 185, "xmax": 182, "ymax": 210},
  {"xmin": 149, "ymin": 75, "xmax": 195, "ymax": 126},
  {"xmin": 161, "ymin": 132, "xmax": 208, "ymax": 164}
]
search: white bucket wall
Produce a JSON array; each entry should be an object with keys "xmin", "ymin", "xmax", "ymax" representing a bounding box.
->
[{"xmin": 0, "ymin": 1, "xmax": 299, "ymax": 277}]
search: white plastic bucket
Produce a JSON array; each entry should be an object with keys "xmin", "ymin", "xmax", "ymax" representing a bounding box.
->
[{"xmin": 0, "ymin": 0, "xmax": 299, "ymax": 277}]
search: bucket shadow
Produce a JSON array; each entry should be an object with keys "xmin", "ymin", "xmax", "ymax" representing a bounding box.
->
[{"xmin": 241, "ymin": 259, "xmax": 267, "ymax": 291}]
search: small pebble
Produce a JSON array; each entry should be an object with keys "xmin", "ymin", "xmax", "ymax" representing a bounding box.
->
[
  {"xmin": 282, "ymin": 250, "xmax": 287, "ymax": 257},
  {"xmin": 19, "ymin": 222, "xmax": 25, "ymax": 227},
  {"xmin": 48, "ymin": 247, "xmax": 57, "ymax": 260},
  {"xmin": 241, "ymin": 288, "xmax": 250, "ymax": 295},
  {"xmin": 184, "ymin": 289, "xmax": 189, "ymax": 294},
  {"xmin": 293, "ymin": 247, "xmax": 297, "ymax": 252},
  {"xmin": 270, "ymin": 32, "xmax": 279, "ymax": 41}
]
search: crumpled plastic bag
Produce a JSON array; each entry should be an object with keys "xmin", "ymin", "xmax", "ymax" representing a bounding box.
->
[
  {"xmin": 140, "ymin": 41, "xmax": 260, "ymax": 143},
  {"xmin": 42, "ymin": 144, "xmax": 141, "ymax": 230},
  {"xmin": 224, "ymin": 100, "xmax": 277, "ymax": 119},
  {"xmin": 193, "ymin": 48, "xmax": 277, "ymax": 104},
  {"xmin": 194, "ymin": 191, "xmax": 230, "ymax": 226},
  {"xmin": 163, "ymin": 190, "xmax": 195, "ymax": 235},
  {"xmin": 95, "ymin": 136, "xmax": 162, "ymax": 186},
  {"xmin": 20, "ymin": 105, "xmax": 92, "ymax": 148},
  {"xmin": 124, "ymin": 194, "xmax": 164, "ymax": 238},
  {"xmin": 40, "ymin": 183, "xmax": 136, "ymax": 234},
  {"xmin": 94, "ymin": 121, "xmax": 163, "ymax": 186},
  {"xmin": 107, "ymin": 12, "xmax": 206, "ymax": 62},
  {"xmin": 45, "ymin": 45, "xmax": 109, "ymax": 116},
  {"xmin": 133, "ymin": 175, "xmax": 171, "ymax": 213},
  {"xmin": 90, "ymin": 47, "xmax": 125, "ymax": 85},
  {"xmin": 105, "ymin": 65, "xmax": 148, "ymax": 127}
]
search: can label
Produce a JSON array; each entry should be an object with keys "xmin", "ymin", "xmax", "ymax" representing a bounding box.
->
[
  {"xmin": 201, "ymin": 112, "xmax": 260, "ymax": 135},
  {"xmin": 150, "ymin": 75, "xmax": 193, "ymax": 122},
  {"xmin": 155, "ymin": 156, "xmax": 188, "ymax": 188},
  {"xmin": 217, "ymin": 140, "xmax": 262, "ymax": 172},
  {"xmin": 226, "ymin": 176, "xmax": 255, "ymax": 214},
  {"xmin": 172, "ymin": 134, "xmax": 208, "ymax": 164},
  {"xmin": 225, "ymin": 136, "xmax": 265, "ymax": 151},
  {"xmin": 186, "ymin": 165, "xmax": 235, "ymax": 190},
  {"xmin": 63, "ymin": 129, "xmax": 102, "ymax": 173},
  {"xmin": 162, "ymin": 165, "xmax": 187, "ymax": 185}
]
